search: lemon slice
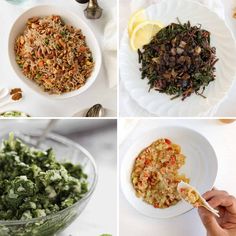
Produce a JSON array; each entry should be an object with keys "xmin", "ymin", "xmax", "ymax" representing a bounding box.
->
[
  {"xmin": 130, "ymin": 20, "xmax": 164, "ymax": 51},
  {"xmin": 128, "ymin": 9, "xmax": 147, "ymax": 37}
]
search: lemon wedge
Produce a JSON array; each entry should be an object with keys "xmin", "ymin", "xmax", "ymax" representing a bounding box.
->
[
  {"xmin": 130, "ymin": 20, "xmax": 164, "ymax": 51},
  {"xmin": 128, "ymin": 9, "xmax": 147, "ymax": 37}
]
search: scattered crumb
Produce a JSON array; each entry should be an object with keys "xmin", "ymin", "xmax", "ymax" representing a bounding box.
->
[
  {"xmin": 10, "ymin": 88, "xmax": 22, "ymax": 95},
  {"xmin": 233, "ymin": 8, "xmax": 236, "ymax": 18},
  {"xmin": 11, "ymin": 92, "xmax": 22, "ymax": 101},
  {"xmin": 10, "ymin": 87, "xmax": 23, "ymax": 101}
]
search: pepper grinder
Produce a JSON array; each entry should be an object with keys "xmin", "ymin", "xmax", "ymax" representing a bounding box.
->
[
  {"xmin": 84, "ymin": 0, "xmax": 103, "ymax": 19},
  {"xmin": 75, "ymin": 0, "xmax": 89, "ymax": 3}
]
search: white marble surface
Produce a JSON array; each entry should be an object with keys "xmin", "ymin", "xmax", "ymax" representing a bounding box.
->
[
  {"xmin": 61, "ymin": 121, "xmax": 117, "ymax": 236},
  {"xmin": 0, "ymin": 120, "xmax": 117, "ymax": 236},
  {"xmin": 119, "ymin": 0, "xmax": 236, "ymax": 117},
  {"xmin": 119, "ymin": 119, "xmax": 236, "ymax": 236},
  {"xmin": 0, "ymin": 0, "xmax": 117, "ymax": 117}
]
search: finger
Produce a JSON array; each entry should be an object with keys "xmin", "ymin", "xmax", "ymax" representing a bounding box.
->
[
  {"xmin": 202, "ymin": 190, "xmax": 228, "ymax": 201},
  {"xmin": 221, "ymin": 222, "xmax": 236, "ymax": 229},
  {"xmin": 207, "ymin": 195, "xmax": 236, "ymax": 214},
  {"xmin": 198, "ymin": 207, "xmax": 223, "ymax": 235}
]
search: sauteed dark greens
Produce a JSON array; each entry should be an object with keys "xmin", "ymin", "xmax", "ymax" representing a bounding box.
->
[{"xmin": 138, "ymin": 20, "xmax": 218, "ymax": 100}]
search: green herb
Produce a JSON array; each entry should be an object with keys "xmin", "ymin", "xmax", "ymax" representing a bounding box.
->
[
  {"xmin": 35, "ymin": 73, "xmax": 42, "ymax": 80},
  {"xmin": 60, "ymin": 31, "xmax": 66, "ymax": 36},
  {"xmin": 18, "ymin": 63, "xmax": 23, "ymax": 68},
  {"xmin": 0, "ymin": 133, "xmax": 88, "ymax": 221},
  {"xmin": 55, "ymin": 44, "xmax": 61, "ymax": 50},
  {"xmin": 138, "ymin": 19, "xmax": 218, "ymax": 100},
  {"xmin": 44, "ymin": 38, "xmax": 49, "ymax": 45}
]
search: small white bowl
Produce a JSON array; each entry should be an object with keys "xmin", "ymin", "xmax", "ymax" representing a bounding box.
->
[
  {"xmin": 8, "ymin": 5, "xmax": 102, "ymax": 99},
  {"xmin": 120, "ymin": 126, "xmax": 218, "ymax": 218}
]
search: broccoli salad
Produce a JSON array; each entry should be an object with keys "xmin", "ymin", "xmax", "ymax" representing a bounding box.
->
[{"xmin": 0, "ymin": 133, "xmax": 88, "ymax": 221}]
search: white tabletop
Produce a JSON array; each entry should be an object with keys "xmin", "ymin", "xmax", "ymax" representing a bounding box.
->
[
  {"xmin": 61, "ymin": 123, "xmax": 117, "ymax": 236},
  {"xmin": 119, "ymin": 119, "xmax": 236, "ymax": 236},
  {"xmin": 119, "ymin": 0, "xmax": 236, "ymax": 117},
  {"xmin": 0, "ymin": 0, "xmax": 117, "ymax": 117}
]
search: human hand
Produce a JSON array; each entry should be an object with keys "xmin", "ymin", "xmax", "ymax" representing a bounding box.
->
[{"xmin": 198, "ymin": 190, "xmax": 236, "ymax": 236}]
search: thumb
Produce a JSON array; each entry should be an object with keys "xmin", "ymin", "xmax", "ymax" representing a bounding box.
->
[{"xmin": 198, "ymin": 207, "xmax": 222, "ymax": 236}]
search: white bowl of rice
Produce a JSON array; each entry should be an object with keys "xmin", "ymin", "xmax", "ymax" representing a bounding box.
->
[
  {"xmin": 8, "ymin": 5, "xmax": 101, "ymax": 99},
  {"xmin": 120, "ymin": 126, "xmax": 218, "ymax": 218}
]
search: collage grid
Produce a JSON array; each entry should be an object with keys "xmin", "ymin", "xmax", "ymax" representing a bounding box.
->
[{"xmin": 0, "ymin": 1, "xmax": 236, "ymax": 236}]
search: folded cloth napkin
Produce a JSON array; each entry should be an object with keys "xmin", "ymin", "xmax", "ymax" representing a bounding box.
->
[
  {"xmin": 120, "ymin": 0, "xmax": 225, "ymax": 116},
  {"xmin": 103, "ymin": 7, "xmax": 117, "ymax": 88}
]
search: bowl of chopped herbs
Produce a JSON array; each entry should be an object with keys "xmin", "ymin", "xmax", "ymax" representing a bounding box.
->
[{"xmin": 0, "ymin": 132, "xmax": 97, "ymax": 236}]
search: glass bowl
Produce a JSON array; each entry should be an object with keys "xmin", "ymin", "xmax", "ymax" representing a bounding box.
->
[{"xmin": 0, "ymin": 131, "xmax": 97, "ymax": 236}]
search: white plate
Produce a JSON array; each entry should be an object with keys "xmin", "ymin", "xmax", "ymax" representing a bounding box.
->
[
  {"xmin": 120, "ymin": 0, "xmax": 236, "ymax": 116},
  {"xmin": 9, "ymin": 5, "xmax": 101, "ymax": 99},
  {"xmin": 120, "ymin": 126, "xmax": 218, "ymax": 218}
]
